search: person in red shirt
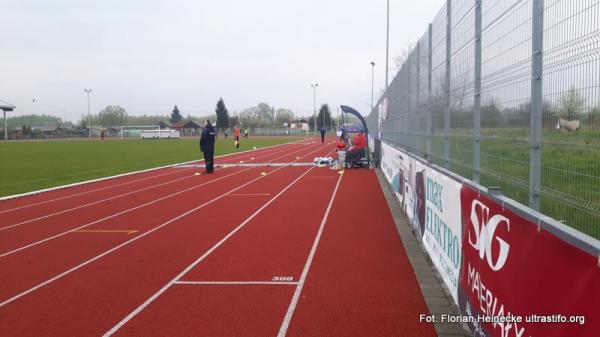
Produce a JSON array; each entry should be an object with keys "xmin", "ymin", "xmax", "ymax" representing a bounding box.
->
[
  {"xmin": 345, "ymin": 130, "xmax": 367, "ymax": 166},
  {"xmin": 233, "ymin": 126, "xmax": 240, "ymax": 149}
]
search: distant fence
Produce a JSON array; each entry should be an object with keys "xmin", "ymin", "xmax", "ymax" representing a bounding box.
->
[
  {"xmin": 368, "ymin": 0, "xmax": 600, "ymax": 240},
  {"xmin": 247, "ymin": 127, "xmax": 310, "ymax": 137},
  {"xmin": 1, "ymin": 127, "xmax": 309, "ymax": 140}
]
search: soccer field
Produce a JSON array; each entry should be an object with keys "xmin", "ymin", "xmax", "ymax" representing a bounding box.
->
[{"xmin": 0, "ymin": 137, "xmax": 304, "ymax": 197}]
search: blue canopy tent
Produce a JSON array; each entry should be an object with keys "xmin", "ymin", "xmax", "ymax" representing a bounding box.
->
[
  {"xmin": 339, "ymin": 105, "xmax": 372, "ymax": 167},
  {"xmin": 340, "ymin": 105, "xmax": 369, "ymax": 138}
]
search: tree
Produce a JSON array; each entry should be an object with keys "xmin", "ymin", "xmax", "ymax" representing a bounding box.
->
[
  {"xmin": 97, "ymin": 105, "xmax": 127, "ymax": 126},
  {"xmin": 170, "ymin": 105, "xmax": 182, "ymax": 124},
  {"xmin": 8, "ymin": 114, "xmax": 64, "ymax": 129},
  {"xmin": 481, "ymin": 97, "xmax": 501, "ymax": 128},
  {"xmin": 558, "ymin": 87, "xmax": 585, "ymax": 120},
  {"xmin": 256, "ymin": 103, "xmax": 275, "ymax": 127},
  {"xmin": 215, "ymin": 98, "xmax": 229, "ymax": 131},
  {"xmin": 393, "ymin": 42, "xmax": 416, "ymax": 73},
  {"xmin": 317, "ymin": 104, "xmax": 332, "ymax": 130},
  {"xmin": 275, "ymin": 109, "xmax": 294, "ymax": 127},
  {"xmin": 229, "ymin": 115, "xmax": 240, "ymax": 128},
  {"xmin": 125, "ymin": 114, "xmax": 169, "ymax": 126}
]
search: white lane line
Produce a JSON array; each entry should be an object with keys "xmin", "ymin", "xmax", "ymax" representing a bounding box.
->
[
  {"xmin": 0, "ymin": 146, "xmax": 332, "ymax": 307},
  {"xmin": 0, "ymin": 138, "xmax": 308, "ymax": 204},
  {"xmin": 0, "ymin": 141, "xmax": 303, "ymax": 216},
  {"xmin": 0, "ymin": 141, "xmax": 300, "ymax": 215},
  {"xmin": 0, "ymin": 143, "xmax": 329, "ymax": 258},
  {"xmin": 174, "ymin": 281, "xmax": 299, "ymax": 286},
  {"xmin": 0, "ymin": 171, "xmax": 240, "ymax": 258},
  {"xmin": 0, "ymin": 166, "xmax": 305, "ymax": 308},
  {"xmin": 0, "ymin": 142, "xmax": 313, "ymax": 232},
  {"xmin": 102, "ymin": 166, "xmax": 317, "ymax": 337},
  {"xmin": 0, "ymin": 173, "xmax": 196, "ymax": 231},
  {"xmin": 0, "ymin": 169, "xmax": 186, "ymax": 215},
  {"xmin": 276, "ymin": 171, "xmax": 344, "ymax": 337}
]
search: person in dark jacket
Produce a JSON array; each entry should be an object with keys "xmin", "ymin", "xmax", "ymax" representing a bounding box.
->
[
  {"xmin": 319, "ymin": 127, "xmax": 326, "ymax": 143},
  {"xmin": 200, "ymin": 120, "xmax": 216, "ymax": 173}
]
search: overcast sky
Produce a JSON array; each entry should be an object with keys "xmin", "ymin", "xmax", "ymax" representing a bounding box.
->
[{"xmin": 1, "ymin": 0, "xmax": 444, "ymax": 122}]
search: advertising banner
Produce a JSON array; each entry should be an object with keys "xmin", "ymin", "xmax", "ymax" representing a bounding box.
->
[
  {"xmin": 368, "ymin": 135, "xmax": 375, "ymax": 153},
  {"xmin": 380, "ymin": 141, "xmax": 462, "ymax": 301},
  {"xmin": 380, "ymin": 140, "xmax": 599, "ymax": 336},
  {"xmin": 421, "ymin": 166, "xmax": 462, "ymax": 303},
  {"xmin": 380, "ymin": 142, "xmax": 417, "ymax": 226},
  {"xmin": 458, "ymin": 186, "xmax": 600, "ymax": 337}
]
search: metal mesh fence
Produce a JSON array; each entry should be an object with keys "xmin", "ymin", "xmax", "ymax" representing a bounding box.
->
[{"xmin": 372, "ymin": 0, "xmax": 600, "ymax": 239}]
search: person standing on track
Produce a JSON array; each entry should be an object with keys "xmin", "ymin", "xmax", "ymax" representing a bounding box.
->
[
  {"xmin": 319, "ymin": 127, "xmax": 326, "ymax": 143},
  {"xmin": 234, "ymin": 125, "xmax": 240, "ymax": 149},
  {"xmin": 200, "ymin": 120, "xmax": 217, "ymax": 173}
]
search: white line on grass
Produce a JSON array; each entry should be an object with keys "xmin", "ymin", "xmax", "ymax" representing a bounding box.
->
[
  {"xmin": 102, "ymin": 166, "xmax": 318, "ymax": 337},
  {"xmin": 0, "ymin": 145, "xmax": 333, "ymax": 308},
  {"xmin": 276, "ymin": 171, "xmax": 344, "ymax": 337},
  {"xmin": 0, "ymin": 138, "xmax": 308, "ymax": 203},
  {"xmin": 0, "ymin": 142, "xmax": 311, "ymax": 232},
  {"xmin": 0, "ymin": 143, "xmax": 328, "ymax": 258},
  {"xmin": 0, "ymin": 140, "xmax": 303, "ymax": 215}
]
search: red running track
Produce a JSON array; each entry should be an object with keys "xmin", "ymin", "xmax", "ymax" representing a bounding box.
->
[{"xmin": 0, "ymin": 138, "xmax": 437, "ymax": 337}]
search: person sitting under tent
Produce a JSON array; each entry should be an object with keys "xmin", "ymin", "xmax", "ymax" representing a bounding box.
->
[{"xmin": 344, "ymin": 130, "xmax": 367, "ymax": 167}]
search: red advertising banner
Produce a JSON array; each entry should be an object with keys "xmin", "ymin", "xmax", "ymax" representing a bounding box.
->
[{"xmin": 458, "ymin": 186, "xmax": 600, "ymax": 337}]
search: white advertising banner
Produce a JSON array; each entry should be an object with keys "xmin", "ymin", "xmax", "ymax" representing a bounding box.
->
[
  {"xmin": 368, "ymin": 135, "xmax": 375, "ymax": 153},
  {"xmin": 380, "ymin": 140, "xmax": 462, "ymax": 302},
  {"xmin": 421, "ymin": 166, "xmax": 462, "ymax": 303},
  {"xmin": 380, "ymin": 141, "xmax": 421, "ymax": 231}
]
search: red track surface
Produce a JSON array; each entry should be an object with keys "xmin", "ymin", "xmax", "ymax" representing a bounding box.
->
[{"xmin": 0, "ymin": 139, "xmax": 436, "ymax": 337}]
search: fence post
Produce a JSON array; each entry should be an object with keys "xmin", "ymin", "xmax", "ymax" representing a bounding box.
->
[
  {"xmin": 444, "ymin": 0, "xmax": 452, "ymax": 168},
  {"xmin": 473, "ymin": 0, "xmax": 482, "ymax": 183},
  {"xmin": 416, "ymin": 44, "xmax": 421, "ymax": 156},
  {"xmin": 530, "ymin": 0, "xmax": 544, "ymax": 210},
  {"xmin": 407, "ymin": 55, "xmax": 412, "ymax": 151},
  {"xmin": 427, "ymin": 24, "xmax": 433, "ymax": 161}
]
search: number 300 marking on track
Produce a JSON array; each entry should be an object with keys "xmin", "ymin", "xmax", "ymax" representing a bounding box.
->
[{"xmin": 272, "ymin": 276, "xmax": 294, "ymax": 282}]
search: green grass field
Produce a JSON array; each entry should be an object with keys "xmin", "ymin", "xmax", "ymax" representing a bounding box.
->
[
  {"xmin": 418, "ymin": 128, "xmax": 600, "ymax": 240},
  {"xmin": 0, "ymin": 137, "xmax": 303, "ymax": 198}
]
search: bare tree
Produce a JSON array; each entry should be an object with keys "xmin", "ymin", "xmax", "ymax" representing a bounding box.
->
[
  {"xmin": 558, "ymin": 87, "xmax": 585, "ymax": 120},
  {"xmin": 392, "ymin": 42, "xmax": 416, "ymax": 73}
]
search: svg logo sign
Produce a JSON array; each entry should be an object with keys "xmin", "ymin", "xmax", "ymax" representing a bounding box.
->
[{"xmin": 468, "ymin": 199, "xmax": 510, "ymax": 271}]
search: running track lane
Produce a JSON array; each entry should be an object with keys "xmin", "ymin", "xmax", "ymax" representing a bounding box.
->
[
  {"xmin": 0, "ymin": 140, "xmax": 310, "ymax": 226},
  {"xmin": 107, "ymin": 166, "xmax": 342, "ymax": 336},
  {"xmin": 106, "ymin": 169, "xmax": 437, "ymax": 337},
  {"xmin": 0, "ymin": 139, "xmax": 308, "ymax": 213},
  {"xmin": 0, "ymin": 147, "xmax": 335, "ymax": 336},
  {"xmin": 0, "ymin": 142, "xmax": 334, "ymax": 304},
  {"xmin": 0, "ymin": 141, "xmax": 323, "ymax": 253},
  {"xmin": 283, "ymin": 169, "xmax": 437, "ymax": 337}
]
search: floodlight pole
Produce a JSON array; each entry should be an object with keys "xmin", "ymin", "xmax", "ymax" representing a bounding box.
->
[
  {"xmin": 385, "ymin": 0, "xmax": 390, "ymax": 89},
  {"xmin": 311, "ymin": 83, "xmax": 318, "ymax": 135},
  {"xmin": 370, "ymin": 61, "xmax": 375, "ymax": 110},
  {"xmin": 84, "ymin": 89, "xmax": 92, "ymax": 138}
]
